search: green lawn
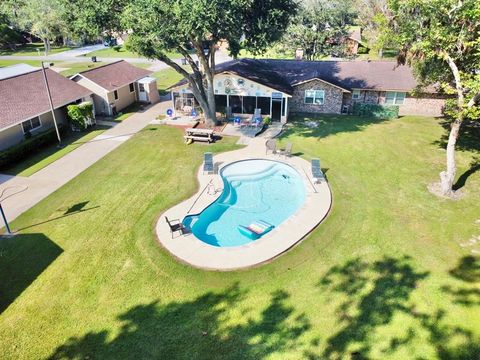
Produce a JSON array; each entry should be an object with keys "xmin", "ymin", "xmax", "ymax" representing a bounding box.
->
[
  {"xmin": 3, "ymin": 126, "xmax": 108, "ymax": 177},
  {"xmin": 83, "ymin": 45, "xmax": 185, "ymax": 60},
  {"xmin": 0, "ymin": 59, "xmax": 43, "ymax": 67},
  {"xmin": 0, "ymin": 117, "xmax": 479, "ymax": 359},
  {"xmin": 152, "ymin": 66, "xmax": 189, "ymax": 94},
  {"xmin": 58, "ymin": 61, "xmax": 151, "ymax": 77},
  {"xmin": 0, "ymin": 42, "xmax": 73, "ymax": 56}
]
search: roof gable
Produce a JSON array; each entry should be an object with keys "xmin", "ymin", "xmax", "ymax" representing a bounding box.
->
[
  {"xmin": 78, "ymin": 60, "xmax": 152, "ymax": 91},
  {"xmin": 0, "ymin": 69, "xmax": 92, "ymax": 131}
]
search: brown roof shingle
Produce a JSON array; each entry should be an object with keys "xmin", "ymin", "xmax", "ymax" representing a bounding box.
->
[
  {"xmin": 78, "ymin": 60, "xmax": 152, "ymax": 91},
  {"xmin": 0, "ymin": 68, "xmax": 92, "ymax": 131}
]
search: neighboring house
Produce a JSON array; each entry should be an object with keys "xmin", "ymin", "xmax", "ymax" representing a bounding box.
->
[
  {"xmin": 0, "ymin": 64, "xmax": 93, "ymax": 151},
  {"xmin": 344, "ymin": 26, "xmax": 367, "ymax": 55},
  {"xmin": 170, "ymin": 59, "xmax": 446, "ymax": 122},
  {"xmin": 71, "ymin": 60, "xmax": 159, "ymax": 116}
]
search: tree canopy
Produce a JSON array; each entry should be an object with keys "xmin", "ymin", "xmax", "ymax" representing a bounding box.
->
[
  {"xmin": 123, "ymin": 0, "xmax": 297, "ymax": 124},
  {"xmin": 283, "ymin": 0, "xmax": 358, "ymax": 60}
]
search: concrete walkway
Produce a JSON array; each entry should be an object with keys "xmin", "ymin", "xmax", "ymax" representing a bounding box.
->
[{"xmin": 0, "ymin": 100, "xmax": 172, "ymax": 224}]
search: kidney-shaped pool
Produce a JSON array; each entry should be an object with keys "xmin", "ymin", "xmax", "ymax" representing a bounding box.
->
[{"xmin": 183, "ymin": 159, "xmax": 306, "ymax": 247}]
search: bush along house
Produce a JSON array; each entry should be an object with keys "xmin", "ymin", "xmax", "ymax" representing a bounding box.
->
[{"xmin": 170, "ymin": 58, "xmax": 447, "ymax": 122}]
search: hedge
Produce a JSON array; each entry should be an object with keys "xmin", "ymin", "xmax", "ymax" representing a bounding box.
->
[
  {"xmin": 0, "ymin": 126, "xmax": 65, "ymax": 169},
  {"xmin": 352, "ymin": 103, "xmax": 399, "ymax": 119},
  {"xmin": 67, "ymin": 102, "xmax": 94, "ymax": 131}
]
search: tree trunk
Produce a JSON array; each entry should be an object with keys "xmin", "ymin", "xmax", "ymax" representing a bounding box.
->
[
  {"xmin": 439, "ymin": 119, "xmax": 461, "ymax": 195},
  {"xmin": 438, "ymin": 52, "xmax": 464, "ymax": 196},
  {"xmin": 43, "ymin": 38, "xmax": 50, "ymax": 56}
]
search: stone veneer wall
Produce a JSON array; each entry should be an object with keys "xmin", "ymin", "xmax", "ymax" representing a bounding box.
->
[{"xmin": 290, "ymin": 79, "xmax": 344, "ymax": 114}]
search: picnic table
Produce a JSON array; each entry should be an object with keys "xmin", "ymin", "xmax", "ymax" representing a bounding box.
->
[{"xmin": 184, "ymin": 128, "xmax": 214, "ymax": 143}]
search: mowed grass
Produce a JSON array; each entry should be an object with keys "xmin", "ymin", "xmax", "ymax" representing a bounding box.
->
[
  {"xmin": 84, "ymin": 45, "xmax": 185, "ymax": 60},
  {"xmin": 0, "ymin": 117, "xmax": 479, "ymax": 359},
  {"xmin": 2, "ymin": 126, "xmax": 108, "ymax": 177},
  {"xmin": 59, "ymin": 61, "xmax": 151, "ymax": 77},
  {"xmin": 0, "ymin": 42, "xmax": 72, "ymax": 56},
  {"xmin": 0, "ymin": 59, "xmax": 43, "ymax": 67},
  {"xmin": 152, "ymin": 66, "xmax": 189, "ymax": 94}
]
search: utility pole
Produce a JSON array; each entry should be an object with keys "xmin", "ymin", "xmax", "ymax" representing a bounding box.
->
[
  {"xmin": 0, "ymin": 203, "xmax": 11, "ymax": 235},
  {"xmin": 41, "ymin": 62, "xmax": 62, "ymax": 144}
]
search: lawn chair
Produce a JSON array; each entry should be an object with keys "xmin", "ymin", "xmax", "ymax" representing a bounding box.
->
[
  {"xmin": 279, "ymin": 142, "xmax": 293, "ymax": 157},
  {"xmin": 265, "ymin": 139, "xmax": 277, "ymax": 155},
  {"xmin": 165, "ymin": 216, "xmax": 186, "ymax": 238},
  {"xmin": 311, "ymin": 158, "xmax": 324, "ymax": 183},
  {"xmin": 203, "ymin": 152, "xmax": 214, "ymax": 174}
]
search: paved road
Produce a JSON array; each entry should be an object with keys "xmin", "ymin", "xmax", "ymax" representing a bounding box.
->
[
  {"xmin": 0, "ymin": 48, "xmax": 233, "ymax": 68},
  {"xmin": 0, "ymin": 100, "xmax": 172, "ymax": 225}
]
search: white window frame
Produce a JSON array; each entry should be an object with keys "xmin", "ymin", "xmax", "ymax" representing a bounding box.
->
[
  {"xmin": 352, "ymin": 89, "xmax": 361, "ymax": 100},
  {"xmin": 113, "ymin": 90, "xmax": 119, "ymax": 100},
  {"xmin": 385, "ymin": 91, "xmax": 406, "ymax": 105},
  {"xmin": 21, "ymin": 116, "xmax": 42, "ymax": 134},
  {"xmin": 129, "ymin": 83, "xmax": 135, "ymax": 93},
  {"xmin": 304, "ymin": 89, "xmax": 325, "ymax": 105}
]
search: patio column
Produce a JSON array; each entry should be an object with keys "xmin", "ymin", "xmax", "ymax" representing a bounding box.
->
[{"xmin": 270, "ymin": 96, "xmax": 272, "ymax": 116}]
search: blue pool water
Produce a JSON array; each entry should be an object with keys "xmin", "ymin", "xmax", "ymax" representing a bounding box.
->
[{"xmin": 183, "ymin": 159, "xmax": 306, "ymax": 247}]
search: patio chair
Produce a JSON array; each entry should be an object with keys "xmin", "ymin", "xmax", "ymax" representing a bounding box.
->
[
  {"xmin": 165, "ymin": 216, "xmax": 186, "ymax": 238},
  {"xmin": 265, "ymin": 139, "xmax": 277, "ymax": 155},
  {"xmin": 279, "ymin": 142, "xmax": 293, "ymax": 157},
  {"xmin": 311, "ymin": 158, "xmax": 325, "ymax": 183},
  {"xmin": 203, "ymin": 152, "xmax": 214, "ymax": 174}
]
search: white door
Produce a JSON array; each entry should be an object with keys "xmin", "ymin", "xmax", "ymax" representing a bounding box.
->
[{"xmin": 138, "ymin": 83, "xmax": 148, "ymax": 102}]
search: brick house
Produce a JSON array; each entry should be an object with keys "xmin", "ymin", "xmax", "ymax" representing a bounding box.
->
[
  {"xmin": 0, "ymin": 64, "xmax": 93, "ymax": 151},
  {"xmin": 171, "ymin": 59, "xmax": 446, "ymax": 123},
  {"xmin": 71, "ymin": 60, "xmax": 160, "ymax": 116}
]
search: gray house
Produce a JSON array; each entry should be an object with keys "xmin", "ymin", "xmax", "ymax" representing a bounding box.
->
[
  {"xmin": 171, "ymin": 59, "xmax": 446, "ymax": 122},
  {"xmin": 0, "ymin": 64, "xmax": 93, "ymax": 151}
]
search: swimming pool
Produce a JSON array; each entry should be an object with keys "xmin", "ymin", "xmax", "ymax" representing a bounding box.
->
[{"xmin": 183, "ymin": 159, "xmax": 306, "ymax": 247}]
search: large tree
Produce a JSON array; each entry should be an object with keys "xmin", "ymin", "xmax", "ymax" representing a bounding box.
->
[
  {"xmin": 284, "ymin": 0, "xmax": 357, "ymax": 60},
  {"xmin": 14, "ymin": 0, "xmax": 66, "ymax": 55},
  {"xmin": 355, "ymin": 0, "xmax": 395, "ymax": 57},
  {"xmin": 122, "ymin": 0, "xmax": 297, "ymax": 125},
  {"xmin": 389, "ymin": 0, "xmax": 480, "ymax": 197}
]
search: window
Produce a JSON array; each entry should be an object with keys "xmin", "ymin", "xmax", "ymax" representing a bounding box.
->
[
  {"xmin": 21, "ymin": 116, "xmax": 41, "ymax": 133},
  {"xmin": 114, "ymin": 90, "xmax": 119, "ymax": 100},
  {"xmin": 352, "ymin": 89, "xmax": 361, "ymax": 100},
  {"xmin": 129, "ymin": 83, "xmax": 134, "ymax": 92},
  {"xmin": 385, "ymin": 91, "xmax": 406, "ymax": 105},
  {"xmin": 304, "ymin": 90, "xmax": 325, "ymax": 105},
  {"xmin": 139, "ymin": 83, "xmax": 145, "ymax": 92}
]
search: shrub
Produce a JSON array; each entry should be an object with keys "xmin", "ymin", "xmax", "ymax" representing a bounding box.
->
[
  {"xmin": 352, "ymin": 103, "xmax": 399, "ymax": 119},
  {"xmin": 0, "ymin": 126, "xmax": 65, "ymax": 169},
  {"xmin": 67, "ymin": 102, "xmax": 94, "ymax": 131},
  {"xmin": 112, "ymin": 45, "xmax": 122, "ymax": 52},
  {"xmin": 263, "ymin": 116, "xmax": 272, "ymax": 126}
]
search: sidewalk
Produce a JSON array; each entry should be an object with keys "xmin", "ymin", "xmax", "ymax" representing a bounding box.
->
[{"xmin": 0, "ymin": 100, "xmax": 172, "ymax": 224}]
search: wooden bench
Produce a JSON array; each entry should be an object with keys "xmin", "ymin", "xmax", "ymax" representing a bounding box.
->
[{"xmin": 184, "ymin": 128, "xmax": 214, "ymax": 143}]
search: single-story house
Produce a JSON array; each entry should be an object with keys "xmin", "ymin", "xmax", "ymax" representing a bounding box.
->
[
  {"xmin": 344, "ymin": 26, "xmax": 367, "ymax": 55},
  {"xmin": 0, "ymin": 64, "xmax": 93, "ymax": 151},
  {"xmin": 170, "ymin": 59, "xmax": 446, "ymax": 122},
  {"xmin": 71, "ymin": 60, "xmax": 160, "ymax": 116}
]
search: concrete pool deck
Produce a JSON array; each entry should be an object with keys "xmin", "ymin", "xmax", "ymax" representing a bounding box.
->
[{"xmin": 155, "ymin": 123, "xmax": 332, "ymax": 270}]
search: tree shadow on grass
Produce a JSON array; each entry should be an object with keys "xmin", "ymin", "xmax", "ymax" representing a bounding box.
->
[
  {"xmin": 48, "ymin": 284, "xmax": 310, "ymax": 360},
  {"xmin": 433, "ymin": 119, "xmax": 480, "ymax": 153},
  {"xmin": 0, "ymin": 233, "xmax": 63, "ymax": 313},
  {"xmin": 282, "ymin": 114, "xmax": 390, "ymax": 141},
  {"xmin": 315, "ymin": 255, "xmax": 480, "ymax": 359},
  {"xmin": 453, "ymin": 157, "xmax": 480, "ymax": 191},
  {"xmin": 316, "ymin": 256, "xmax": 429, "ymax": 359},
  {"xmin": 441, "ymin": 256, "xmax": 480, "ymax": 306}
]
